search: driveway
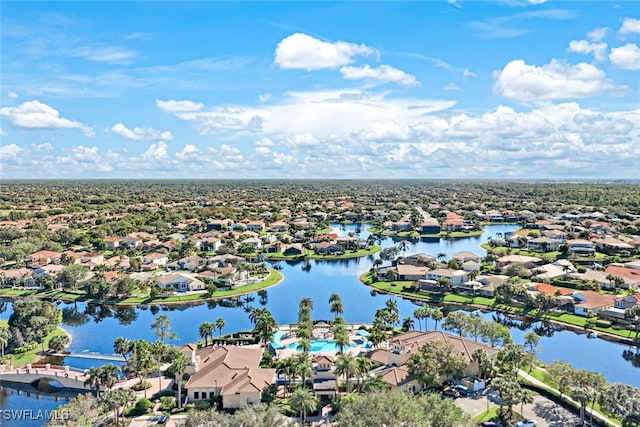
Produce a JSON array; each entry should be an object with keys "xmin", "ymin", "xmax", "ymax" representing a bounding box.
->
[{"xmin": 455, "ymin": 389, "xmax": 580, "ymax": 427}]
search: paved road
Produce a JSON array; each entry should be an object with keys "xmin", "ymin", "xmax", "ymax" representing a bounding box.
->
[{"xmin": 455, "ymin": 390, "xmax": 580, "ymax": 427}]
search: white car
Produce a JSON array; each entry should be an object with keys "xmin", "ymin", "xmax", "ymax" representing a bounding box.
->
[{"xmin": 516, "ymin": 420, "xmax": 537, "ymax": 427}]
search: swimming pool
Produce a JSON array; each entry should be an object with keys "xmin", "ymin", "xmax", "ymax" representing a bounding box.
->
[{"xmin": 286, "ymin": 339, "xmax": 356, "ymax": 353}]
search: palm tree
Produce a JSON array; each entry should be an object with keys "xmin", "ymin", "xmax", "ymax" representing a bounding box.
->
[
  {"xmin": 98, "ymin": 363, "xmax": 120, "ymax": 392},
  {"xmin": 334, "ymin": 354, "xmax": 358, "ymax": 393},
  {"xmin": 84, "ymin": 366, "xmax": 102, "ymax": 397},
  {"xmin": 431, "ymin": 306, "xmax": 444, "ymax": 330},
  {"xmin": 170, "ymin": 350, "xmax": 188, "ymax": 408},
  {"xmin": 355, "ymin": 356, "xmax": 373, "ymax": 391},
  {"xmin": 254, "ymin": 308, "xmax": 277, "ymax": 346},
  {"xmin": 296, "ymin": 337, "xmax": 311, "ymax": 353},
  {"xmin": 402, "ymin": 316, "xmax": 414, "ymax": 332},
  {"xmin": 294, "ymin": 353, "xmax": 313, "ymax": 387},
  {"xmin": 215, "ymin": 317, "xmax": 225, "ymax": 337},
  {"xmin": 329, "ymin": 293, "xmax": 344, "ymax": 319},
  {"xmin": 518, "ymin": 389, "xmax": 535, "ymax": 416},
  {"xmin": 299, "ymin": 297, "xmax": 313, "ymax": 312},
  {"xmin": 113, "ymin": 337, "xmax": 130, "ymax": 363},
  {"xmin": 0, "ymin": 327, "xmax": 10, "ymax": 358},
  {"xmin": 289, "ymin": 387, "xmax": 318, "ymax": 424},
  {"xmin": 333, "ymin": 327, "xmax": 350, "ymax": 354},
  {"xmin": 199, "ymin": 321, "xmax": 215, "ymax": 347},
  {"xmin": 437, "ymin": 252, "xmax": 447, "ymax": 263},
  {"xmin": 398, "ymin": 240, "xmax": 409, "ymax": 258}
]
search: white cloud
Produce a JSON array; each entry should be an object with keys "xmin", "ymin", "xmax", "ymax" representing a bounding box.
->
[
  {"xmin": 619, "ymin": 17, "xmax": 640, "ymax": 35},
  {"xmin": 259, "ymin": 93, "xmax": 272, "ymax": 102},
  {"xmin": 176, "ymin": 144, "xmax": 200, "ymax": 160},
  {"xmin": 339, "ymin": 64, "xmax": 419, "ymax": 86},
  {"xmin": 609, "ymin": 43, "xmax": 640, "ymax": 70},
  {"xmin": 8, "ymin": 92, "xmax": 18, "ymax": 99},
  {"xmin": 587, "ymin": 27, "xmax": 608, "ymax": 42},
  {"xmin": 0, "ymin": 128, "xmax": 5, "ymax": 136},
  {"xmin": 444, "ymin": 82, "xmax": 460, "ymax": 91},
  {"xmin": 274, "ymin": 33, "xmax": 375, "ymax": 70},
  {"xmin": 567, "ymin": 40, "xmax": 608, "ymax": 61},
  {"xmin": 72, "ymin": 46, "xmax": 137, "ymax": 64},
  {"xmin": 0, "ymin": 100, "xmax": 94, "ymax": 136},
  {"xmin": 110, "ymin": 122, "xmax": 174, "ymax": 141},
  {"xmin": 493, "ymin": 59, "xmax": 611, "ymax": 102},
  {"xmin": 155, "ymin": 99, "xmax": 204, "ymax": 113},
  {"xmin": 70, "ymin": 145, "xmax": 101, "ymax": 163},
  {"xmin": 141, "ymin": 142, "xmax": 169, "ymax": 161},
  {"xmin": 527, "ymin": 0, "xmax": 547, "ymax": 4},
  {"xmin": 0, "ymin": 143, "xmax": 23, "ymax": 160},
  {"xmin": 463, "ymin": 68, "xmax": 477, "ymax": 79}
]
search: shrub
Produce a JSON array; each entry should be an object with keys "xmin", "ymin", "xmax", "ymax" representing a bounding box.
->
[
  {"xmin": 596, "ymin": 319, "xmax": 612, "ymax": 328},
  {"xmin": 132, "ymin": 380, "xmax": 152, "ymax": 391},
  {"xmin": 14, "ymin": 347, "xmax": 26, "ymax": 354},
  {"xmin": 160, "ymin": 396, "xmax": 176, "ymax": 411},
  {"xmin": 134, "ymin": 398, "xmax": 153, "ymax": 414},
  {"xmin": 193, "ymin": 400, "xmax": 211, "ymax": 410}
]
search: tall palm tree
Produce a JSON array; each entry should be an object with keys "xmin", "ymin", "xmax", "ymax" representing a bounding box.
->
[
  {"xmin": 398, "ymin": 240, "xmax": 409, "ymax": 258},
  {"xmin": 170, "ymin": 350, "xmax": 188, "ymax": 408},
  {"xmin": 254, "ymin": 308, "xmax": 277, "ymax": 346},
  {"xmin": 299, "ymin": 297, "xmax": 313, "ymax": 312},
  {"xmin": 437, "ymin": 252, "xmax": 448, "ymax": 263},
  {"xmin": 289, "ymin": 387, "xmax": 318, "ymax": 424},
  {"xmin": 294, "ymin": 353, "xmax": 313, "ymax": 387},
  {"xmin": 199, "ymin": 322, "xmax": 214, "ymax": 346},
  {"xmin": 333, "ymin": 327, "xmax": 350, "ymax": 354},
  {"xmin": 0, "ymin": 327, "xmax": 10, "ymax": 358},
  {"xmin": 329, "ymin": 293, "xmax": 344, "ymax": 319},
  {"xmin": 296, "ymin": 337, "xmax": 311, "ymax": 353},
  {"xmin": 355, "ymin": 356, "xmax": 373, "ymax": 391},
  {"xmin": 431, "ymin": 306, "xmax": 444, "ymax": 330},
  {"xmin": 334, "ymin": 353, "xmax": 358, "ymax": 393},
  {"xmin": 215, "ymin": 317, "xmax": 225, "ymax": 337}
]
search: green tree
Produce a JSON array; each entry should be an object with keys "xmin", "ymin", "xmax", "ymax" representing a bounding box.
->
[
  {"xmin": 215, "ymin": 317, "xmax": 226, "ymax": 337},
  {"xmin": 199, "ymin": 321, "xmax": 215, "ymax": 347},
  {"xmin": 443, "ymin": 311, "xmax": 468, "ymax": 337},
  {"xmin": 492, "ymin": 374, "xmax": 522, "ymax": 416},
  {"xmin": 84, "ymin": 366, "xmax": 103, "ymax": 397},
  {"xmin": 151, "ymin": 314, "xmax": 177, "ymax": 343},
  {"xmin": 49, "ymin": 335, "xmax": 70, "ymax": 352},
  {"xmin": 523, "ymin": 331, "xmax": 540, "ymax": 371},
  {"xmin": 253, "ymin": 308, "xmax": 277, "ymax": 346},
  {"xmin": 60, "ymin": 264, "xmax": 89, "ymax": 291},
  {"xmin": 335, "ymin": 388, "xmax": 473, "ymax": 427},
  {"xmin": 288, "ymin": 387, "xmax": 318, "ymax": 424},
  {"xmin": 335, "ymin": 353, "xmax": 358, "ymax": 393},
  {"xmin": 408, "ymin": 340, "xmax": 469, "ymax": 389},
  {"xmin": 402, "ymin": 316, "xmax": 415, "ymax": 332},
  {"xmin": 430, "ymin": 306, "xmax": 444, "ymax": 330},
  {"xmin": 0, "ymin": 326, "xmax": 10, "ymax": 357},
  {"xmin": 169, "ymin": 348, "xmax": 188, "ymax": 409},
  {"xmin": 329, "ymin": 293, "xmax": 344, "ymax": 319},
  {"xmin": 113, "ymin": 337, "xmax": 130, "ymax": 363}
]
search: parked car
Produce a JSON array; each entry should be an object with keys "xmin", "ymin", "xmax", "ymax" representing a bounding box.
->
[
  {"xmin": 441, "ymin": 387, "xmax": 461, "ymax": 398},
  {"xmin": 516, "ymin": 420, "xmax": 537, "ymax": 427},
  {"xmin": 453, "ymin": 384, "xmax": 469, "ymax": 396},
  {"xmin": 157, "ymin": 415, "xmax": 169, "ymax": 424}
]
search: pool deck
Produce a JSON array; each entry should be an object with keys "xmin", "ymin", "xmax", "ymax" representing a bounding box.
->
[{"xmin": 273, "ymin": 323, "xmax": 372, "ymax": 359}]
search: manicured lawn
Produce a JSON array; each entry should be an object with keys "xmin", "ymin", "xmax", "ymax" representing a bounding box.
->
[
  {"xmin": 0, "ymin": 289, "xmax": 38, "ymax": 297},
  {"xmin": 472, "ymin": 405, "xmax": 501, "ymax": 424}
]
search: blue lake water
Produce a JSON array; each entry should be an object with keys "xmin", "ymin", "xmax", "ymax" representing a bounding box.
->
[{"xmin": 2, "ymin": 223, "xmax": 639, "ymax": 422}]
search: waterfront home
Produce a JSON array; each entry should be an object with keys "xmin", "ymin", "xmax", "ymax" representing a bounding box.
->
[
  {"xmin": 33, "ymin": 264, "xmax": 65, "ymax": 282},
  {"xmin": 370, "ymin": 331, "xmax": 498, "ymax": 390},
  {"xmin": 397, "ymin": 264, "xmax": 428, "ymax": 281},
  {"xmin": 452, "ymin": 251, "xmax": 482, "ymax": 264},
  {"xmin": 283, "ymin": 244, "xmax": 304, "ymax": 256},
  {"xmin": 426, "ymin": 268, "xmax": 468, "ymax": 287},
  {"xmin": 156, "ymin": 273, "xmax": 205, "ymax": 292},
  {"xmin": 419, "ymin": 218, "xmax": 441, "ymax": 234},
  {"xmin": 604, "ymin": 265, "xmax": 640, "ymax": 288},
  {"xmin": 572, "ymin": 291, "xmax": 616, "ymax": 317},
  {"xmin": 0, "ymin": 268, "xmax": 35, "ymax": 288},
  {"xmin": 527, "ymin": 236, "xmax": 561, "ymax": 252},
  {"xmin": 182, "ymin": 345, "xmax": 275, "ymax": 409},
  {"xmin": 314, "ymin": 242, "xmax": 344, "ymax": 256}
]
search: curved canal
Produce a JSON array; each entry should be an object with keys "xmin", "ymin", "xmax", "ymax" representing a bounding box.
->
[{"xmin": 1, "ymin": 224, "xmax": 639, "ymax": 424}]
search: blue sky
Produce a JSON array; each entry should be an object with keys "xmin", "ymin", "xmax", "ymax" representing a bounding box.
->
[{"xmin": 1, "ymin": 1, "xmax": 639, "ymax": 179}]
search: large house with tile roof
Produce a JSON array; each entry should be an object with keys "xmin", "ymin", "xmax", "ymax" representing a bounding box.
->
[{"xmin": 182, "ymin": 345, "xmax": 275, "ymax": 409}]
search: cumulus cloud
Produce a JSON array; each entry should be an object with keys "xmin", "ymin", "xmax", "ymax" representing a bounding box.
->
[
  {"xmin": 0, "ymin": 143, "xmax": 23, "ymax": 160},
  {"xmin": 609, "ymin": 43, "xmax": 640, "ymax": 70},
  {"xmin": 156, "ymin": 99, "xmax": 204, "ymax": 113},
  {"xmin": 110, "ymin": 122, "xmax": 174, "ymax": 141},
  {"xmin": 567, "ymin": 40, "xmax": 608, "ymax": 61},
  {"xmin": 0, "ymin": 100, "xmax": 94, "ymax": 136},
  {"xmin": 176, "ymin": 144, "xmax": 200, "ymax": 160},
  {"xmin": 587, "ymin": 27, "xmax": 608, "ymax": 42},
  {"xmin": 274, "ymin": 33, "xmax": 376, "ymax": 70},
  {"xmin": 619, "ymin": 17, "xmax": 640, "ymax": 35},
  {"xmin": 339, "ymin": 64, "xmax": 418, "ymax": 86},
  {"xmin": 141, "ymin": 142, "xmax": 169, "ymax": 161},
  {"xmin": 493, "ymin": 59, "xmax": 611, "ymax": 102}
]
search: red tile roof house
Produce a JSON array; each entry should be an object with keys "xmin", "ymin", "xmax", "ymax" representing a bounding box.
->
[
  {"xmin": 572, "ymin": 291, "xmax": 617, "ymax": 317},
  {"xmin": 27, "ymin": 250, "xmax": 62, "ymax": 268}
]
